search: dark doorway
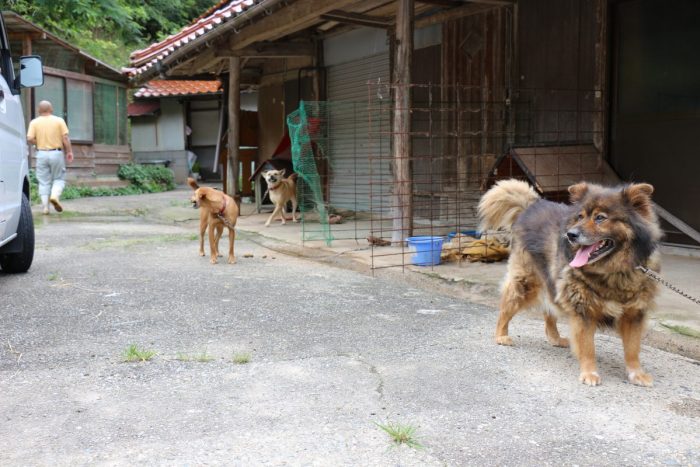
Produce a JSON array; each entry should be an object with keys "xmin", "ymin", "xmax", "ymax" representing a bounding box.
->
[{"xmin": 610, "ymin": 0, "xmax": 700, "ymax": 245}]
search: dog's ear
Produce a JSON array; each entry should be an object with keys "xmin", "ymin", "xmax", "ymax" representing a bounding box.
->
[
  {"xmin": 623, "ymin": 183, "xmax": 655, "ymax": 220},
  {"xmin": 568, "ymin": 182, "xmax": 589, "ymax": 203},
  {"xmin": 187, "ymin": 177, "xmax": 199, "ymax": 190},
  {"xmin": 280, "ymin": 168, "xmax": 286, "ymax": 177}
]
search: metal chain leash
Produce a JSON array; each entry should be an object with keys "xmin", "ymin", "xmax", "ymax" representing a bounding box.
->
[{"xmin": 637, "ymin": 265, "xmax": 700, "ymax": 306}]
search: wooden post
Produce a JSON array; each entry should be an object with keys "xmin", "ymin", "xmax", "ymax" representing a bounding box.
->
[
  {"xmin": 21, "ymin": 34, "xmax": 33, "ymax": 122},
  {"xmin": 593, "ymin": 0, "xmax": 607, "ymax": 154},
  {"xmin": 391, "ymin": 0, "xmax": 414, "ymax": 244},
  {"xmin": 227, "ymin": 57, "xmax": 241, "ymax": 195}
]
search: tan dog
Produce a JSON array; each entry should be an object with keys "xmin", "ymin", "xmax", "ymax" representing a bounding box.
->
[
  {"xmin": 262, "ymin": 169, "xmax": 298, "ymax": 227},
  {"xmin": 188, "ymin": 178, "xmax": 239, "ymax": 264}
]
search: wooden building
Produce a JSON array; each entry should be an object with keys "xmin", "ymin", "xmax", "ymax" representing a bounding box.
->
[
  {"xmin": 4, "ymin": 11, "xmax": 130, "ymax": 184},
  {"xmin": 125, "ymin": 0, "xmax": 700, "ymax": 247}
]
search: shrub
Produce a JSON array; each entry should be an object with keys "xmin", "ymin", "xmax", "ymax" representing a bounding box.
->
[
  {"xmin": 117, "ymin": 163, "xmax": 175, "ymax": 192},
  {"xmin": 28, "ymin": 163, "xmax": 175, "ymax": 204}
]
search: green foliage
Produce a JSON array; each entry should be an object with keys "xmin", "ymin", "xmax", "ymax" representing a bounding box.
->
[
  {"xmin": 0, "ymin": 0, "xmax": 218, "ymax": 66},
  {"xmin": 29, "ymin": 169, "xmax": 40, "ymax": 204},
  {"xmin": 29, "ymin": 164, "xmax": 174, "ymax": 204},
  {"xmin": 117, "ymin": 163, "xmax": 175, "ymax": 192}
]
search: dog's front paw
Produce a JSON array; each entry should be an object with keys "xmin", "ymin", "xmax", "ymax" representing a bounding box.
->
[
  {"xmin": 554, "ymin": 337, "xmax": 570, "ymax": 348},
  {"xmin": 228, "ymin": 256, "xmax": 236, "ymax": 264},
  {"xmin": 292, "ymin": 218, "xmax": 299, "ymax": 223},
  {"xmin": 495, "ymin": 335, "xmax": 514, "ymax": 346},
  {"xmin": 579, "ymin": 371, "xmax": 602, "ymax": 386},
  {"xmin": 210, "ymin": 257, "xmax": 218, "ymax": 265},
  {"xmin": 628, "ymin": 370, "xmax": 653, "ymax": 387},
  {"xmin": 199, "ymin": 251, "xmax": 205, "ymax": 257}
]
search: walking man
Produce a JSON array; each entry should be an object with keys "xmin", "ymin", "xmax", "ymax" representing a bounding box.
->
[{"xmin": 27, "ymin": 100, "xmax": 74, "ymax": 214}]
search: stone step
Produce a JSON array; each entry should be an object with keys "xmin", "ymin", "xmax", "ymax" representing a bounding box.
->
[{"xmin": 71, "ymin": 177, "xmax": 130, "ymax": 189}]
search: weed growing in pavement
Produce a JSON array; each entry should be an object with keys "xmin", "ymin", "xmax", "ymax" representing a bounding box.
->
[
  {"xmin": 660, "ymin": 322, "xmax": 700, "ymax": 338},
  {"xmin": 177, "ymin": 351, "xmax": 215, "ymax": 362},
  {"xmin": 123, "ymin": 344, "xmax": 156, "ymax": 362},
  {"xmin": 47, "ymin": 272, "xmax": 59, "ymax": 281},
  {"xmin": 232, "ymin": 352, "xmax": 251, "ymax": 364},
  {"xmin": 375, "ymin": 422, "xmax": 423, "ymax": 449}
]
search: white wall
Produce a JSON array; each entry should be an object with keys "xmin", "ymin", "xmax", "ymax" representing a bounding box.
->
[
  {"xmin": 130, "ymin": 99, "xmax": 186, "ymax": 152},
  {"xmin": 157, "ymin": 99, "xmax": 186, "ymax": 151}
]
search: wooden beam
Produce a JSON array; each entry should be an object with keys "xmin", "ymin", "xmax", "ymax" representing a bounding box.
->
[
  {"xmin": 226, "ymin": 57, "xmax": 241, "ymax": 196},
  {"xmin": 415, "ymin": 0, "xmax": 463, "ymax": 7},
  {"xmin": 391, "ymin": 0, "xmax": 414, "ymax": 243},
  {"xmin": 320, "ymin": 10, "xmax": 393, "ymax": 29},
  {"xmin": 415, "ymin": 3, "xmax": 499, "ymax": 28},
  {"xmin": 655, "ymin": 203, "xmax": 700, "ymax": 245},
  {"xmin": 216, "ymin": 41, "xmax": 315, "ymax": 58},
  {"xmin": 228, "ymin": 0, "xmax": 358, "ymax": 50}
]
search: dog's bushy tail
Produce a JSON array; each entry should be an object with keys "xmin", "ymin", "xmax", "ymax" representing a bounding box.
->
[{"xmin": 478, "ymin": 179, "xmax": 540, "ymax": 231}]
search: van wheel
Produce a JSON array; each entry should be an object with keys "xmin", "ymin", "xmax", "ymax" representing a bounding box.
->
[{"xmin": 0, "ymin": 193, "xmax": 35, "ymax": 273}]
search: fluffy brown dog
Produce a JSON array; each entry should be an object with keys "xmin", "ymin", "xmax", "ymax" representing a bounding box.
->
[
  {"xmin": 262, "ymin": 169, "xmax": 298, "ymax": 227},
  {"xmin": 188, "ymin": 178, "xmax": 239, "ymax": 264},
  {"xmin": 478, "ymin": 179, "xmax": 662, "ymax": 386}
]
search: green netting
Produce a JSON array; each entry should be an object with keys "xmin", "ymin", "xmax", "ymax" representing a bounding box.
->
[
  {"xmin": 94, "ymin": 82, "xmax": 117, "ymax": 145},
  {"xmin": 286, "ymin": 101, "xmax": 333, "ymax": 245}
]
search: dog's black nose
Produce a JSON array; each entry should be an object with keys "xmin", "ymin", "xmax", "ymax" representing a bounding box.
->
[{"xmin": 566, "ymin": 230, "xmax": 580, "ymax": 242}]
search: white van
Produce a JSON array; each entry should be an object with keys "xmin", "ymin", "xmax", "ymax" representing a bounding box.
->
[{"xmin": 0, "ymin": 12, "xmax": 44, "ymax": 273}]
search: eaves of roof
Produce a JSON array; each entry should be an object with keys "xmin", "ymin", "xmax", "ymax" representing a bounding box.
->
[{"xmin": 125, "ymin": 0, "xmax": 277, "ymax": 84}]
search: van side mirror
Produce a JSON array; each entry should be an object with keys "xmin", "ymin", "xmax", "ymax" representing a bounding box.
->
[{"xmin": 19, "ymin": 55, "xmax": 43, "ymax": 88}]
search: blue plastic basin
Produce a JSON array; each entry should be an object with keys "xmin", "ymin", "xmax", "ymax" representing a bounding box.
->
[{"xmin": 406, "ymin": 236, "xmax": 444, "ymax": 266}]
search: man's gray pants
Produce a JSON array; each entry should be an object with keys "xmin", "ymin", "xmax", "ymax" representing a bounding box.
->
[{"xmin": 35, "ymin": 150, "xmax": 66, "ymax": 200}]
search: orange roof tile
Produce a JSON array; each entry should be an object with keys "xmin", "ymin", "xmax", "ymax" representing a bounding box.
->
[
  {"xmin": 126, "ymin": 0, "xmax": 257, "ymax": 79},
  {"xmin": 134, "ymin": 80, "xmax": 222, "ymax": 98}
]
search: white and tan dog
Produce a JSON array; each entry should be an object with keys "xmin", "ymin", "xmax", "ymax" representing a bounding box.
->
[{"xmin": 262, "ymin": 169, "xmax": 298, "ymax": 227}]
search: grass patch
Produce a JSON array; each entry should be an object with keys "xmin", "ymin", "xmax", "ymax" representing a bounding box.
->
[
  {"xmin": 660, "ymin": 322, "xmax": 700, "ymax": 339},
  {"xmin": 83, "ymin": 234, "xmax": 195, "ymax": 251},
  {"xmin": 188, "ymin": 234, "xmax": 198, "ymax": 241},
  {"xmin": 232, "ymin": 352, "xmax": 251, "ymax": 364},
  {"xmin": 177, "ymin": 351, "xmax": 215, "ymax": 362},
  {"xmin": 376, "ymin": 422, "xmax": 423, "ymax": 449},
  {"xmin": 123, "ymin": 344, "xmax": 156, "ymax": 362},
  {"xmin": 47, "ymin": 272, "xmax": 59, "ymax": 281}
]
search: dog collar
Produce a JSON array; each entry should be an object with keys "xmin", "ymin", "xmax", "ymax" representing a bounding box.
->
[
  {"xmin": 218, "ymin": 197, "xmax": 227, "ymax": 215},
  {"xmin": 268, "ymin": 182, "xmax": 281, "ymax": 191}
]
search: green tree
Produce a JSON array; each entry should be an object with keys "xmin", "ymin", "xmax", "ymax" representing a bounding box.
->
[{"xmin": 1, "ymin": 0, "xmax": 217, "ymax": 66}]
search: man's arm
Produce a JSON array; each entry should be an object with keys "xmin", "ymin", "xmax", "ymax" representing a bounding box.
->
[
  {"xmin": 62, "ymin": 134, "xmax": 74, "ymax": 163},
  {"xmin": 27, "ymin": 121, "xmax": 36, "ymax": 145}
]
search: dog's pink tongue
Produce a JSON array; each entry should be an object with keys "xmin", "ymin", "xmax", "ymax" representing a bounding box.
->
[{"xmin": 570, "ymin": 244, "xmax": 597, "ymax": 268}]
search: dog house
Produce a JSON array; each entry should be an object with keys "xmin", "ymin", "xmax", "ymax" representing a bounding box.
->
[{"xmin": 482, "ymin": 145, "xmax": 621, "ymax": 202}]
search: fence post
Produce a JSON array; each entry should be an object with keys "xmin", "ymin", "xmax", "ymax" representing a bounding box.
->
[{"xmin": 391, "ymin": 0, "xmax": 414, "ymax": 243}]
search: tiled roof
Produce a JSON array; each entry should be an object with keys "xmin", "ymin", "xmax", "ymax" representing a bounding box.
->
[
  {"xmin": 127, "ymin": 101, "xmax": 160, "ymax": 117},
  {"xmin": 133, "ymin": 80, "xmax": 222, "ymax": 98},
  {"xmin": 125, "ymin": 0, "xmax": 257, "ymax": 79}
]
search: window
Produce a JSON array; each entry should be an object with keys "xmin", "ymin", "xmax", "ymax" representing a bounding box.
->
[
  {"xmin": 34, "ymin": 75, "xmax": 65, "ymax": 120},
  {"xmin": 34, "ymin": 75, "xmax": 93, "ymax": 142},
  {"xmin": 67, "ymin": 79, "xmax": 93, "ymax": 141},
  {"xmin": 94, "ymin": 83, "xmax": 128, "ymax": 146}
]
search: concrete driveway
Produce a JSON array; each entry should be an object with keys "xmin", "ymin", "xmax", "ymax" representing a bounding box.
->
[{"xmin": 0, "ymin": 190, "xmax": 698, "ymax": 465}]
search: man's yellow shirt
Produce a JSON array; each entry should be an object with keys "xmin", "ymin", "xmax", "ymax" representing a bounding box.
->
[{"xmin": 27, "ymin": 115, "xmax": 69, "ymax": 150}]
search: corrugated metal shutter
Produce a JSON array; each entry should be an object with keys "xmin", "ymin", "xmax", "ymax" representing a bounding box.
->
[{"xmin": 327, "ymin": 53, "xmax": 392, "ymax": 212}]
